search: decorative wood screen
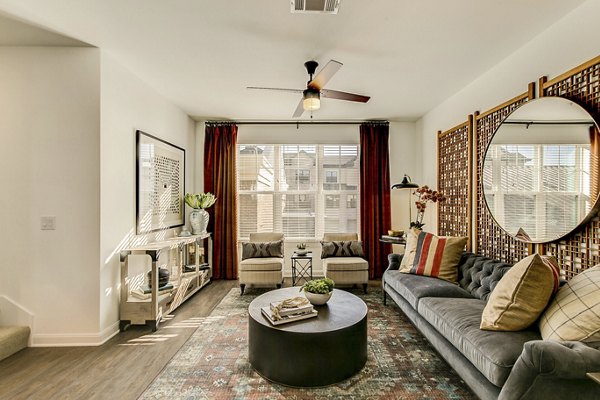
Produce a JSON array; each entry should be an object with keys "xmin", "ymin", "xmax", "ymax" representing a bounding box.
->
[
  {"xmin": 473, "ymin": 84, "xmax": 535, "ymax": 263},
  {"xmin": 437, "ymin": 116, "xmax": 472, "ymax": 250},
  {"xmin": 539, "ymin": 55, "xmax": 600, "ymax": 278}
]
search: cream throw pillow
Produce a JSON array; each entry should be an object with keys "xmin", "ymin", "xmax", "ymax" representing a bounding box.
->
[
  {"xmin": 481, "ymin": 254, "xmax": 554, "ymax": 331},
  {"xmin": 539, "ymin": 265, "xmax": 600, "ymax": 342}
]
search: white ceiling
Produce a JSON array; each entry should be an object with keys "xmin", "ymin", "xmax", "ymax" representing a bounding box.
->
[{"xmin": 0, "ymin": 0, "xmax": 587, "ymax": 121}]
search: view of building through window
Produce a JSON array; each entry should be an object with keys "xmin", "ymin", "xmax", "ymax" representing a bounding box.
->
[{"xmin": 237, "ymin": 144, "xmax": 360, "ymax": 239}]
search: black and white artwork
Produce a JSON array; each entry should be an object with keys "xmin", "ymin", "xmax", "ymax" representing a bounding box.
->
[{"xmin": 136, "ymin": 130, "xmax": 185, "ymax": 234}]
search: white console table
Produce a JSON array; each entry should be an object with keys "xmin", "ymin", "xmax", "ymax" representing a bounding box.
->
[{"xmin": 119, "ymin": 233, "xmax": 212, "ymax": 331}]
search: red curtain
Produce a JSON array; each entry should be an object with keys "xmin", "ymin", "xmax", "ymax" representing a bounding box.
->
[
  {"xmin": 360, "ymin": 122, "xmax": 392, "ymax": 279},
  {"xmin": 204, "ymin": 123, "xmax": 238, "ymax": 280}
]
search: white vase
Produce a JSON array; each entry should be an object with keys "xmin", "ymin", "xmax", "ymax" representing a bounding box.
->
[
  {"xmin": 189, "ymin": 209, "xmax": 209, "ymax": 235},
  {"xmin": 303, "ymin": 290, "xmax": 332, "ymax": 306}
]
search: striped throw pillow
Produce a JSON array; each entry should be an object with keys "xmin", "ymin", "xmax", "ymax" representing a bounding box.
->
[{"xmin": 400, "ymin": 230, "xmax": 467, "ymax": 283}]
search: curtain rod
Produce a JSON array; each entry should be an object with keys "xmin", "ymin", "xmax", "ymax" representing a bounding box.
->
[{"xmin": 205, "ymin": 120, "xmax": 389, "ymax": 126}]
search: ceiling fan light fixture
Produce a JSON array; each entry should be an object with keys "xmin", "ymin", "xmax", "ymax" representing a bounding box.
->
[{"xmin": 303, "ymin": 88, "xmax": 320, "ymax": 111}]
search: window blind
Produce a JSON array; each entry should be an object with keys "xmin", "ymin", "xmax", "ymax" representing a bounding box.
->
[{"xmin": 237, "ymin": 144, "xmax": 360, "ymax": 239}]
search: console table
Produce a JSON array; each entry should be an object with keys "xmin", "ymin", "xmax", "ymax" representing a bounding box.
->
[{"xmin": 119, "ymin": 233, "xmax": 212, "ymax": 331}]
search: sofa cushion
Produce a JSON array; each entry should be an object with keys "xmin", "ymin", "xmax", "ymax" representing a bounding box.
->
[
  {"xmin": 457, "ymin": 253, "xmax": 513, "ymax": 301},
  {"xmin": 399, "ymin": 229, "xmax": 467, "ymax": 283},
  {"xmin": 418, "ymin": 297, "xmax": 541, "ymax": 387},
  {"xmin": 241, "ymin": 240, "xmax": 283, "ymax": 260},
  {"xmin": 239, "ymin": 257, "xmax": 283, "ymax": 271},
  {"xmin": 481, "ymin": 254, "xmax": 554, "ymax": 331},
  {"xmin": 320, "ymin": 240, "xmax": 365, "ymax": 258},
  {"xmin": 383, "ymin": 269, "xmax": 474, "ymax": 309},
  {"xmin": 540, "ymin": 265, "xmax": 600, "ymax": 342},
  {"xmin": 322, "ymin": 257, "xmax": 368, "ymax": 271}
]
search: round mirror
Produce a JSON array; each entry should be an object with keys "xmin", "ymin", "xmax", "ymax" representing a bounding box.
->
[{"xmin": 483, "ymin": 97, "xmax": 600, "ymax": 243}]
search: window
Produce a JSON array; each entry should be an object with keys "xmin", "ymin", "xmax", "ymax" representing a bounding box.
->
[{"xmin": 237, "ymin": 144, "xmax": 360, "ymax": 239}]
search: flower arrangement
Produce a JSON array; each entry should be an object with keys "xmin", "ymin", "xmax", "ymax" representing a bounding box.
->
[
  {"xmin": 411, "ymin": 185, "xmax": 446, "ymax": 229},
  {"xmin": 184, "ymin": 192, "xmax": 217, "ymax": 209}
]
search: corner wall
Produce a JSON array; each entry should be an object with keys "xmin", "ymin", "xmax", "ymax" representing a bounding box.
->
[
  {"xmin": 100, "ymin": 51, "xmax": 197, "ymax": 339},
  {"xmin": 0, "ymin": 47, "xmax": 101, "ymax": 345},
  {"xmin": 417, "ymin": 0, "xmax": 600, "ymax": 233}
]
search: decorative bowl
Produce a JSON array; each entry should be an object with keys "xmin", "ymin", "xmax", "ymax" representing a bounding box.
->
[
  {"xmin": 296, "ymin": 250, "xmax": 308, "ymax": 256},
  {"xmin": 303, "ymin": 290, "xmax": 332, "ymax": 306},
  {"xmin": 388, "ymin": 229, "xmax": 404, "ymax": 237}
]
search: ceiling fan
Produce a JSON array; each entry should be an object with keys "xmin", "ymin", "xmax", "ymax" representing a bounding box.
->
[{"xmin": 247, "ymin": 60, "xmax": 370, "ymax": 118}]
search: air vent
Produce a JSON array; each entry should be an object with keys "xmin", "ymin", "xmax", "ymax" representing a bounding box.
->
[{"xmin": 291, "ymin": 0, "xmax": 341, "ymax": 14}]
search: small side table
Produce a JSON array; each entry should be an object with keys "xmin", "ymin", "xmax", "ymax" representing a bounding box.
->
[{"xmin": 291, "ymin": 252, "xmax": 313, "ymax": 286}]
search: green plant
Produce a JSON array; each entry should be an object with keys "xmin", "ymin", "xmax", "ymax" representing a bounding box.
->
[
  {"xmin": 296, "ymin": 243, "xmax": 306, "ymax": 250},
  {"xmin": 300, "ymin": 278, "xmax": 334, "ymax": 294},
  {"xmin": 184, "ymin": 192, "xmax": 217, "ymax": 209}
]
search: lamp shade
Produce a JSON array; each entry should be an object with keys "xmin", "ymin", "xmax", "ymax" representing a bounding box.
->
[
  {"xmin": 303, "ymin": 88, "xmax": 320, "ymax": 111},
  {"xmin": 391, "ymin": 174, "xmax": 419, "ymax": 189}
]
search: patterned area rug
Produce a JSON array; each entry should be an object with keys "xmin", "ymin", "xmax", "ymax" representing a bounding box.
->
[{"xmin": 140, "ymin": 287, "xmax": 477, "ymax": 400}]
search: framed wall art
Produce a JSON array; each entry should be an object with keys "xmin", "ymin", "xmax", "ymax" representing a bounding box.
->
[{"xmin": 136, "ymin": 130, "xmax": 185, "ymax": 234}]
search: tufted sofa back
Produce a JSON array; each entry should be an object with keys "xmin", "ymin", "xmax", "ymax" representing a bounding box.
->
[{"xmin": 457, "ymin": 253, "xmax": 513, "ymax": 302}]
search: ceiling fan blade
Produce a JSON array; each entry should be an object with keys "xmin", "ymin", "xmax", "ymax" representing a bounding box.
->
[
  {"xmin": 321, "ymin": 89, "xmax": 370, "ymax": 103},
  {"xmin": 292, "ymin": 99, "xmax": 305, "ymax": 118},
  {"xmin": 247, "ymin": 86, "xmax": 303, "ymax": 94},
  {"xmin": 308, "ymin": 60, "xmax": 342, "ymax": 90}
]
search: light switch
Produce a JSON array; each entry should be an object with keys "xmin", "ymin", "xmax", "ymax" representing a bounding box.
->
[{"xmin": 41, "ymin": 216, "xmax": 56, "ymax": 230}]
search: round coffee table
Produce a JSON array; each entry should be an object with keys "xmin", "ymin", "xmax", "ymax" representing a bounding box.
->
[{"xmin": 248, "ymin": 287, "xmax": 368, "ymax": 387}]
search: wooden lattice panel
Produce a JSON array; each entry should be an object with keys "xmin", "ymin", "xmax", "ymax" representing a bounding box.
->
[
  {"xmin": 541, "ymin": 55, "xmax": 600, "ymax": 278},
  {"xmin": 437, "ymin": 117, "xmax": 472, "ymax": 249},
  {"xmin": 474, "ymin": 88, "xmax": 534, "ymax": 263}
]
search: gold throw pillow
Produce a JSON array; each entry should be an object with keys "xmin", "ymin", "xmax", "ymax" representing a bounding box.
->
[{"xmin": 481, "ymin": 254, "xmax": 554, "ymax": 331}]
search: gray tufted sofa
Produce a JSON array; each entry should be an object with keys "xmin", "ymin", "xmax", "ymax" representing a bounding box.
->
[{"xmin": 382, "ymin": 252, "xmax": 600, "ymax": 400}]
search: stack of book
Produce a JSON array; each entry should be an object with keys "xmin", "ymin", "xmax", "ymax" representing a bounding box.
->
[
  {"xmin": 381, "ymin": 235, "xmax": 405, "ymax": 243},
  {"xmin": 261, "ymin": 299, "xmax": 318, "ymax": 326},
  {"xmin": 130, "ymin": 283, "xmax": 174, "ymax": 300}
]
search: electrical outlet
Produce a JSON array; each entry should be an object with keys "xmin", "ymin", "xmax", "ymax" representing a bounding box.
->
[{"xmin": 41, "ymin": 216, "xmax": 56, "ymax": 230}]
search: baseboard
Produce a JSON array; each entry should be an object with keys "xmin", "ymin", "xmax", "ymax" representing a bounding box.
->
[{"xmin": 30, "ymin": 321, "xmax": 120, "ymax": 347}]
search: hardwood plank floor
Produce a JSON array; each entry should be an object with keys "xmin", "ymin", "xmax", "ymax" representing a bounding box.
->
[{"xmin": 0, "ymin": 279, "xmax": 381, "ymax": 400}]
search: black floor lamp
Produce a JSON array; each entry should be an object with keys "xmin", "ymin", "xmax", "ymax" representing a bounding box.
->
[{"xmin": 391, "ymin": 174, "xmax": 419, "ymax": 228}]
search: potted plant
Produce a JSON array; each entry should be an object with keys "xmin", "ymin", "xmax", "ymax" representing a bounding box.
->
[
  {"xmin": 184, "ymin": 192, "xmax": 217, "ymax": 234},
  {"xmin": 300, "ymin": 277, "xmax": 335, "ymax": 305},
  {"xmin": 296, "ymin": 242, "xmax": 308, "ymax": 255},
  {"xmin": 410, "ymin": 185, "xmax": 446, "ymax": 230}
]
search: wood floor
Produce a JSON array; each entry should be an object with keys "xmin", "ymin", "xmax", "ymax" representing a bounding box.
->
[{"xmin": 0, "ymin": 279, "xmax": 382, "ymax": 400}]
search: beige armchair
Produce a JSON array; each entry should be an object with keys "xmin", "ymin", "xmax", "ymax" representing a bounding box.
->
[
  {"xmin": 321, "ymin": 233, "xmax": 369, "ymax": 293},
  {"xmin": 239, "ymin": 232, "xmax": 284, "ymax": 295}
]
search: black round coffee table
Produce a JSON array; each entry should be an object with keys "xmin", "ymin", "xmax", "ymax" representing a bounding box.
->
[{"xmin": 248, "ymin": 287, "xmax": 368, "ymax": 387}]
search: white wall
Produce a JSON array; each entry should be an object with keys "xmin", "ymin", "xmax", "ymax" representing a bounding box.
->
[
  {"xmin": 0, "ymin": 47, "xmax": 101, "ymax": 344},
  {"xmin": 417, "ymin": 0, "xmax": 600, "ymax": 233},
  {"xmin": 100, "ymin": 51, "xmax": 196, "ymax": 338}
]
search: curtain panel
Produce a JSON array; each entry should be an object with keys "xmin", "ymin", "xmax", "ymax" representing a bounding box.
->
[
  {"xmin": 360, "ymin": 122, "xmax": 392, "ymax": 279},
  {"xmin": 204, "ymin": 122, "xmax": 238, "ymax": 280}
]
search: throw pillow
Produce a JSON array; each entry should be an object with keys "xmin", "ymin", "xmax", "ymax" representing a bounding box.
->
[
  {"xmin": 241, "ymin": 240, "xmax": 283, "ymax": 260},
  {"xmin": 540, "ymin": 255, "xmax": 561, "ymax": 295},
  {"xmin": 398, "ymin": 230, "xmax": 467, "ymax": 283},
  {"xmin": 539, "ymin": 265, "xmax": 600, "ymax": 342},
  {"xmin": 321, "ymin": 240, "xmax": 365, "ymax": 259},
  {"xmin": 480, "ymin": 254, "xmax": 554, "ymax": 331}
]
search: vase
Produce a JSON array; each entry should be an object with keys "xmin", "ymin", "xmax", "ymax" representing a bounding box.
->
[
  {"xmin": 189, "ymin": 209, "xmax": 209, "ymax": 235},
  {"xmin": 303, "ymin": 290, "xmax": 332, "ymax": 306}
]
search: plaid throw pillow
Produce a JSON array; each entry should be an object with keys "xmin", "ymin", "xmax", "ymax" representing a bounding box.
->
[
  {"xmin": 399, "ymin": 230, "xmax": 467, "ymax": 283},
  {"xmin": 241, "ymin": 240, "xmax": 283, "ymax": 260},
  {"xmin": 321, "ymin": 240, "xmax": 365, "ymax": 259},
  {"xmin": 539, "ymin": 265, "xmax": 600, "ymax": 342}
]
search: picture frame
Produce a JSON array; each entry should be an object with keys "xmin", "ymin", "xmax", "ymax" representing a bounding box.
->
[{"xmin": 136, "ymin": 130, "xmax": 185, "ymax": 234}]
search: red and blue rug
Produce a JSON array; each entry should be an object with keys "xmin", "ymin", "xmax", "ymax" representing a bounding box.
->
[{"xmin": 140, "ymin": 287, "xmax": 476, "ymax": 399}]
